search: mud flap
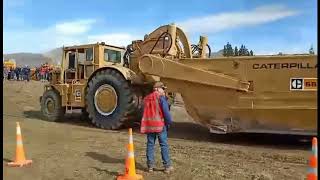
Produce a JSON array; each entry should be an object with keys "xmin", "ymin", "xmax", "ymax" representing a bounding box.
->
[{"xmin": 39, "ymin": 96, "xmax": 42, "ymax": 103}]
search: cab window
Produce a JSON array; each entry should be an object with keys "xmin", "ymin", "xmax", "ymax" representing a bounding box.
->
[
  {"xmin": 104, "ymin": 49, "xmax": 121, "ymax": 63},
  {"xmin": 86, "ymin": 48, "xmax": 93, "ymax": 61}
]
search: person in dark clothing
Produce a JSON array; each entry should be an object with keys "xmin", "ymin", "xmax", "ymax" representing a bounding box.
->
[
  {"xmin": 24, "ymin": 66, "xmax": 31, "ymax": 81},
  {"xmin": 10, "ymin": 68, "xmax": 15, "ymax": 80},
  {"xmin": 15, "ymin": 67, "xmax": 20, "ymax": 81},
  {"xmin": 21, "ymin": 67, "xmax": 26, "ymax": 80},
  {"xmin": 35, "ymin": 67, "xmax": 40, "ymax": 80},
  {"xmin": 19, "ymin": 67, "xmax": 25, "ymax": 81},
  {"xmin": 40, "ymin": 65, "xmax": 45, "ymax": 82},
  {"xmin": 8, "ymin": 68, "xmax": 13, "ymax": 80}
]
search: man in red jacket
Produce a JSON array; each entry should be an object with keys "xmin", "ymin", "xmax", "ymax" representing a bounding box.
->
[{"xmin": 140, "ymin": 81, "xmax": 174, "ymax": 174}]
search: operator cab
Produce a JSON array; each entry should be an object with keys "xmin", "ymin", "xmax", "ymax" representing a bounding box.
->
[
  {"xmin": 60, "ymin": 42, "xmax": 125, "ymax": 83},
  {"xmin": 104, "ymin": 48, "xmax": 122, "ymax": 64}
]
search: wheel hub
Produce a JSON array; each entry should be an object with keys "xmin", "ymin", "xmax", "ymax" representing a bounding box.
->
[
  {"xmin": 45, "ymin": 98, "xmax": 55, "ymax": 114},
  {"xmin": 94, "ymin": 84, "xmax": 118, "ymax": 116}
]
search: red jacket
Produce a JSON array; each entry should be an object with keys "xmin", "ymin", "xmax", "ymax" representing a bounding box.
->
[
  {"xmin": 140, "ymin": 91, "xmax": 165, "ymax": 134},
  {"xmin": 40, "ymin": 67, "xmax": 46, "ymax": 75}
]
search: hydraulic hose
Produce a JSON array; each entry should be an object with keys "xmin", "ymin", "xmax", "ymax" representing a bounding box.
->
[
  {"xmin": 149, "ymin": 31, "xmax": 173, "ymax": 57},
  {"xmin": 191, "ymin": 44, "xmax": 212, "ymax": 57}
]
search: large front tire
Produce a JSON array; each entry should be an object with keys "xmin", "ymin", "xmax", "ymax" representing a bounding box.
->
[
  {"xmin": 86, "ymin": 69, "xmax": 136, "ymax": 129},
  {"xmin": 40, "ymin": 89, "xmax": 65, "ymax": 121}
]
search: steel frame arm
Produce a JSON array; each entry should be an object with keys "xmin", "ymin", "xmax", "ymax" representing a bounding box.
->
[{"xmin": 138, "ymin": 54, "xmax": 250, "ymax": 91}]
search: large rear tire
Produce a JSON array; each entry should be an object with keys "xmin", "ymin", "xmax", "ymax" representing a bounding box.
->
[
  {"xmin": 40, "ymin": 89, "xmax": 65, "ymax": 121},
  {"xmin": 86, "ymin": 69, "xmax": 137, "ymax": 129}
]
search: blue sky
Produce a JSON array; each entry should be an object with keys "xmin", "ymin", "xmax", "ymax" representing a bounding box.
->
[{"xmin": 4, "ymin": 0, "xmax": 317, "ymax": 55}]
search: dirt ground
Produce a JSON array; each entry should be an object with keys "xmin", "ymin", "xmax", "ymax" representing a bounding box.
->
[{"xmin": 3, "ymin": 80, "xmax": 312, "ymax": 180}]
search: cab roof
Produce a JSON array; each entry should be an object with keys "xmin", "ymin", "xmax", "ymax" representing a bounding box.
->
[{"xmin": 63, "ymin": 42, "xmax": 126, "ymax": 51}]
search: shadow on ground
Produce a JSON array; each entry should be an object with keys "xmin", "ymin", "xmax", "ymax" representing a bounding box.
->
[
  {"xmin": 85, "ymin": 152, "xmax": 145, "ymax": 171},
  {"xmin": 23, "ymin": 110, "xmax": 94, "ymax": 128},
  {"xmin": 90, "ymin": 167, "xmax": 119, "ymax": 177},
  {"xmin": 23, "ymin": 110, "xmax": 311, "ymax": 150},
  {"xmin": 3, "ymin": 158, "xmax": 11, "ymax": 163},
  {"xmin": 209, "ymin": 133, "xmax": 311, "ymax": 150},
  {"xmin": 85, "ymin": 152, "xmax": 124, "ymax": 164}
]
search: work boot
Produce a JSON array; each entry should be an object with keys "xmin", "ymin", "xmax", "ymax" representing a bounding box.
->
[{"xmin": 164, "ymin": 166, "xmax": 174, "ymax": 174}]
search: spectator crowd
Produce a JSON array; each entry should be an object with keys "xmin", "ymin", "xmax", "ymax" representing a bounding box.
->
[{"xmin": 3, "ymin": 63, "xmax": 53, "ymax": 82}]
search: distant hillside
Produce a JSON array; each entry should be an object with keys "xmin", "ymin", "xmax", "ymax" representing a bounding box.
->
[
  {"xmin": 3, "ymin": 53, "xmax": 54, "ymax": 67},
  {"xmin": 43, "ymin": 47, "xmax": 63, "ymax": 65},
  {"xmin": 210, "ymin": 49, "xmax": 224, "ymax": 57}
]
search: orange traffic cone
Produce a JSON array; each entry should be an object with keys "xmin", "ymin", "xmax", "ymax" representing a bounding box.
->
[
  {"xmin": 307, "ymin": 137, "xmax": 317, "ymax": 180},
  {"xmin": 7, "ymin": 122, "xmax": 32, "ymax": 167},
  {"xmin": 117, "ymin": 128, "xmax": 143, "ymax": 180}
]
